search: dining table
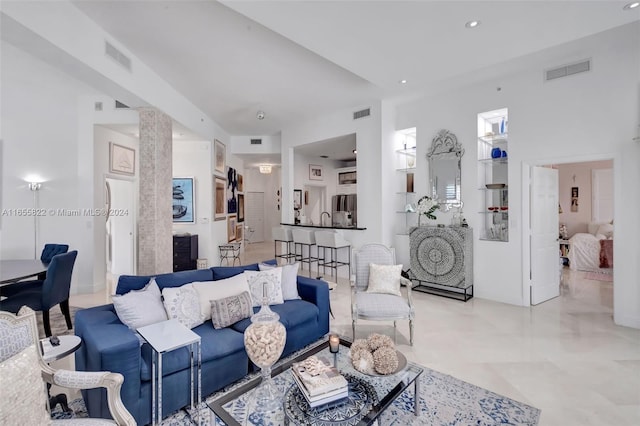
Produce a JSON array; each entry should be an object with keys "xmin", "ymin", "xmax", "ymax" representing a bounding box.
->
[{"xmin": 0, "ymin": 259, "xmax": 49, "ymax": 285}]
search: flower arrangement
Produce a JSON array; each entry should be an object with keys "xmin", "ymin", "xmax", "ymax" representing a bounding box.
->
[{"xmin": 416, "ymin": 195, "xmax": 439, "ymax": 220}]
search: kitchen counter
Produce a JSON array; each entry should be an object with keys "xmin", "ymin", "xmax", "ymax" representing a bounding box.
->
[{"xmin": 280, "ymin": 223, "xmax": 367, "ymax": 230}]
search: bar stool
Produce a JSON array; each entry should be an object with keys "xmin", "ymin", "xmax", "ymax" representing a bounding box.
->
[
  {"xmin": 272, "ymin": 227, "xmax": 296, "ymax": 264},
  {"xmin": 291, "ymin": 228, "xmax": 318, "ymax": 277},
  {"xmin": 219, "ymin": 243, "xmax": 241, "ymax": 266},
  {"xmin": 315, "ymin": 230, "xmax": 351, "ymax": 284}
]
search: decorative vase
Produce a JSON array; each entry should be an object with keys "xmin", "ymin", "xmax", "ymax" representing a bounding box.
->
[
  {"xmin": 244, "ymin": 290, "xmax": 287, "ymax": 412},
  {"xmin": 491, "ymin": 147, "xmax": 502, "ymax": 159}
]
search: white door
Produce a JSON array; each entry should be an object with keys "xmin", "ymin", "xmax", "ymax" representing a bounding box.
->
[
  {"xmin": 246, "ymin": 192, "xmax": 265, "ymax": 243},
  {"xmin": 106, "ymin": 178, "xmax": 135, "ymax": 277},
  {"xmin": 530, "ymin": 166, "xmax": 559, "ymax": 305},
  {"xmin": 592, "ymin": 168, "xmax": 613, "ymax": 223}
]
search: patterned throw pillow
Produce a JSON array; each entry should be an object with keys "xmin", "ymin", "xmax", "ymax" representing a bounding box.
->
[
  {"xmin": 0, "ymin": 345, "xmax": 50, "ymax": 425},
  {"xmin": 192, "ymin": 274, "xmax": 250, "ymax": 321},
  {"xmin": 210, "ymin": 291, "xmax": 253, "ymax": 329},
  {"xmin": 366, "ymin": 263, "xmax": 403, "ymax": 296},
  {"xmin": 259, "ymin": 262, "xmax": 301, "ymax": 300},
  {"xmin": 243, "ymin": 268, "xmax": 284, "ymax": 307},
  {"xmin": 161, "ymin": 284, "xmax": 204, "ymax": 329},
  {"xmin": 112, "ymin": 278, "xmax": 168, "ymax": 331}
]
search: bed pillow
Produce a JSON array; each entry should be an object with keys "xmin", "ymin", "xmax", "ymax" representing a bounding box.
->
[
  {"xmin": 112, "ymin": 279, "xmax": 168, "ymax": 331},
  {"xmin": 596, "ymin": 223, "xmax": 614, "ymax": 239},
  {"xmin": 366, "ymin": 263, "xmax": 403, "ymax": 297},
  {"xmin": 192, "ymin": 274, "xmax": 250, "ymax": 321},
  {"xmin": 162, "ymin": 283, "xmax": 204, "ymax": 329},
  {"xmin": 244, "ymin": 268, "xmax": 284, "ymax": 307},
  {"xmin": 210, "ymin": 291, "xmax": 253, "ymax": 329},
  {"xmin": 259, "ymin": 262, "xmax": 301, "ymax": 300}
]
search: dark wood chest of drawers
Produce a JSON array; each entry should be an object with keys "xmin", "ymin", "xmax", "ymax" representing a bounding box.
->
[{"xmin": 173, "ymin": 234, "xmax": 198, "ymax": 272}]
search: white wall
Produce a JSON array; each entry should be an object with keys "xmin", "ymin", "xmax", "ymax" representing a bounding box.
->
[
  {"xmin": 0, "ymin": 41, "xmax": 100, "ymax": 293},
  {"xmin": 92, "ymin": 124, "xmax": 139, "ymax": 289},
  {"xmin": 244, "ymin": 167, "xmax": 281, "ymax": 242},
  {"xmin": 395, "ymin": 22, "xmax": 639, "ymax": 326},
  {"xmin": 557, "ymin": 160, "xmax": 613, "ymax": 237},
  {"xmin": 230, "ymin": 134, "xmax": 281, "ymax": 155}
]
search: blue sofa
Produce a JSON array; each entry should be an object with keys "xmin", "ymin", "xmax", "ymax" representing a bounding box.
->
[{"xmin": 74, "ymin": 262, "xmax": 330, "ymax": 425}]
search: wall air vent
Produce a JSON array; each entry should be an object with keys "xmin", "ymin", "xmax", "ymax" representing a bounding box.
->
[
  {"xmin": 115, "ymin": 100, "xmax": 130, "ymax": 109},
  {"xmin": 353, "ymin": 108, "xmax": 371, "ymax": 120},
  {"xmin": 250, "ymin": 139, "xmax": 262, "ymax": 145},
  {"xmin": 105, "ymin": 41, "xmax": 132, "ymax": 72},
  {"xmin": 545, "ymin": 59, "xmax": 591, "ymax": 82}
]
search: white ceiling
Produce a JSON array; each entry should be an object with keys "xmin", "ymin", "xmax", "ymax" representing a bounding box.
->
[{"xmin": 73, "ymin": 1, "xmax": 638, "ymax": 145}]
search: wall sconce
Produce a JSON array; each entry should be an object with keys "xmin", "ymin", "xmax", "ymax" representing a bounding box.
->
[
  {"xmin": 29, "ymin": 182, "xmax": 42, "ymax": 191},
  {"xmin": 27, "ymin": 181, "xmax": 43, "ymax": 259},
  {"xmin": 558, "ymin": 203, "xmax": 563, "ymax": 214},
  {"xmin": 259, "ymin": 165, "xmax": 272, "ymax": 174}
]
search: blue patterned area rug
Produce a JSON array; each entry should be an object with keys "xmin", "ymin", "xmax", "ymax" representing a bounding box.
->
[{"xmin": 53, "ymin": 367, "xmax": 540, "ymax": 426}]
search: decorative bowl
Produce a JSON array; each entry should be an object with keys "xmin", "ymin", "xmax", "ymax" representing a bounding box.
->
[
  {"xmin": 485, "ymin": 183, "xmax": 506, "ymax": 190},
  {"xmin": 500, "ymin": 206, "xmax": 509, "ymax": 211},
  {"xmin": 488, "ymin": 207, "xmax": 498, "ymax": 212}
]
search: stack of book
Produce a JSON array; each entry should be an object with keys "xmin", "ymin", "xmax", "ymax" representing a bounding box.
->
[{"xmin": 291, "ymin": 355, "xmax": 349, "ymax": 408}]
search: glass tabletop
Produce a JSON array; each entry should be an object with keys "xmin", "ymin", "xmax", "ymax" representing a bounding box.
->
[{"xmin": 208, "ymin": 338, "xmax": 423, "ymax": 426}]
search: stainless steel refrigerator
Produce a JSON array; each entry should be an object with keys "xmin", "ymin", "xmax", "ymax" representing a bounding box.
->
[{"xmin": 332, "ymin": 194, "xmax": 357, "ymax": 227}]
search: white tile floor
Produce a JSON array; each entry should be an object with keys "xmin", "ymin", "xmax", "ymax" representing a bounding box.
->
[{"xmin": 68, "ymin": 242, "xmax": 640, "ymax": 426}]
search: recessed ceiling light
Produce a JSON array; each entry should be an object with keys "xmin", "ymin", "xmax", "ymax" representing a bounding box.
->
[
  {"xmin": 399, "ymin": 79, "xmax": 407, "ymax": 84},
  {"xmin": 623, "ymin": 2, "xmax": 639, "ymax": 10},
  {"xmin": 465, "ymin": 20, "xmax": 480, "ymax": 28}
]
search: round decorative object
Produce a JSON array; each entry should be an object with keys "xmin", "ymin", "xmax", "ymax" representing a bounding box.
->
[
  {"xmin": 243, "ymin": 295, "xmax": 287, "ymax": 413},
  {"xmin": 491, "ymin": 147, "xmax": 502, "ymax": 158},
  {"xmin": 409, "ymin": 226, "xmax": 466, "ymax": 287},
  {"xmin": 366, "ymin": 333, "xmax": 394, "ymax": 352},
  {"xmin": 357, "ymin": 350, "xmax": 407, "ymax": 377},
  {"xmin": 372, "ymin": 346, "xmax": 398, "ymax": 375},
  {"xmin": 351, "ymin": 349, "xmax": 374, "ymax": 374},
  {"xmin": 284, "ymin": 374, "xmax": 379, "ymax": 426}
]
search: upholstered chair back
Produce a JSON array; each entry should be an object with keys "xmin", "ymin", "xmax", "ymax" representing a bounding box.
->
[
  {"xmin": 353, "ymin": 243, "xmax": 396, "ymax": 291},
  {"xmin": 40, "ymin": 243, "xmax": 69, "ymax": 263},
  {"xmin": 42, "ymin": 250, "xmax": 77, "ymax": 310},
  {"xmin": 0, "ymin": 307, "xmax": 39, "ymax": 363}
]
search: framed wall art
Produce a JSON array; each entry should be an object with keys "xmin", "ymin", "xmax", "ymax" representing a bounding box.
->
[
  {"xmin": 109, "ymin": 142, "xmax": 135, "ymax": 176},
  {"xmin": 293, "ymin": 189, "xmax": 302, "ymax": 210},
  {"xmin": 227, "ymin": 215, "xmax": 237, "ymax": 242},
  {"xmin": 214, "ymin": 140, "xmax": 226, "ymax": 175},
  {"xmin": 214, "ymin": 176, "xmax": 226, "ymax": 221},
  {"xmin": 227, "ymin": 166, "xmax": 238, "ymax": 213},
  {"xmin": 237, "ymin": 174, "xmax": 244, "ymax": 192},
  {"xmin": 172, "ymin": 177, "xmax": 195, "ymax": 223},
  {"xmin": 309, "ymin": 164, "xmax": 323, "ymax": 181},
  {"xmin": 237, "ymin": 193, "xmax": 245, "ymax": 222},
  {"xmin": 236, "ymin": 224, "xmax": 243, "ymax": 242}
]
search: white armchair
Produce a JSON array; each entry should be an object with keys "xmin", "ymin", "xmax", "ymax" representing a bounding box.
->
[
  {"xmin": 0, "ymin": 307, "xmax": 135, "ymax": 425},
  {"xmin": 350, "ymin": 243, "xmax": 414, "ymax": 345}
]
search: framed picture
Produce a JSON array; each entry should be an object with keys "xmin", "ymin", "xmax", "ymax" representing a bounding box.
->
[
  {"xmin": 309, "ymin": 164, "xmax": 323, "ymax": 181},
  {"xmin": 214, "ymin": 176, "xmax": 226, "ymax": 221},
  {"xmin": 227, "ymin": 215, "xmax": 237, "ymax": 242},
  {"xmin": 109, "ymin": 143, "xmax": 135, "ymax": 176},
  {"xmin": 172, "ymin": 177, "xmax": 195, "ymax": 223},
  {"xmin": 237, "ymin": 193, "xmax": 245, "ymax": 222},
  {"xmin": 571, "ymin": 186, "xmax": 579, "ymax": 212},
  {"xmin": 227, "ymin": 166, "xmax": 237, "ymax": 213},
  {"xmin": 236, "ymin": 224, "xmax": 243, "ymax": 242},
  {"xmin": 238, "ymin": 174, "xmax": 244, "ymax": 192},
  {"xmin": 293, "ymin": 189, "xmax": 302, "ymax": 210},
  {"xmin": 214, "ymin": 140, "xmax": 226, "ymax": 175}
]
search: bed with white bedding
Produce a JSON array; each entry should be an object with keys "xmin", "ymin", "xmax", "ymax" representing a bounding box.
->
[{"xmin": 567, "ymin": 222, "xmax": 613, "ymax": 274}]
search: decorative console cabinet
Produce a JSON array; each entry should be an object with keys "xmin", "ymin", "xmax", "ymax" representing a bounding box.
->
[
  {"xmin": 173, "ymin": 234, "xmax": 198, "ymax": 272},
  {"xmin": 408, "ymin": 226, "xmax": 473, "ymax": 301}
]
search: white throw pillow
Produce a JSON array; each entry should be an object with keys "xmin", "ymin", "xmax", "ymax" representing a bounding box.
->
[
  {"xmin": 596, "ymin": 223, "xmax": 614, "ymax": 239},
  {"xmin": 162, "ymin": 283, "xmax": 204, "ymax": 329},
  {"xmin": 259, "ymin": 262, "xmax": 301, "ymax": 300},
  {"xmin": 366, "ymin": 263, "xmax": 403, "ymax": 297},
  {"xmin": 192, "ymin": 274, "xmax": 250, "ymax": 321},
  {"xmin": 244, "ymin": 269, "xmax": 285, "ymax": 307},
  {"xmin": 112, "ymin": 279, "xmax": 168, "ymax": 331},
  {"xmin": 0, "ymin": 345, "xmax": 50, "ymax": 426}
]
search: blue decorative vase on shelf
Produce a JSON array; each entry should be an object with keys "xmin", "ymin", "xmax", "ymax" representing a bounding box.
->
[
  {"xmin": 491, "ymin": 147, "xmax": 502, "ymax": 159},
  {"xmin": 501, "ymin": 150, "xmax": 508, "ymax": 158}
]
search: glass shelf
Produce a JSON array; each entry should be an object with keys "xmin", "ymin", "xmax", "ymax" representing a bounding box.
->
[
  {"xmin": 478, "ymin": 187, "xmax": 508, "ymax": 191},
  {"xmin": 479, "ymin": 210, "xmax": 509, "ymax": 214},
  {"xmin": 478, "ymin": 134, "xmax": 508, "ymax": 144},
  {"xmin": 396, "ymin": 147, "xmax": 417, "ymax": 156},
  {"xmin": 479, "ymin": 237, "xmax": 509, "ymax": 242},
  {"xmin": 396, "ymin": 167, "xmax": 416, "ymax": 172},
  {"xmin": 478, "ymin": 158, "xmax": 508, "ymax": 164},
  {"xmin": 396, "ymin": 211, "xmax": 417, "ymax": 214},
  {"xmin": 396, "ymin": 191, "xmax": 416, "ymax": 195}
]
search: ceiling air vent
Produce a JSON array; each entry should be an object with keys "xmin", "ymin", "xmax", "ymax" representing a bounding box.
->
[
  {"xmin": 353, "ymin": 108, "xmax": 371, "ymax": 120},
  {"xmin": 250, "ymin": 139, "xmax": 262, "ymax": 145},
  {"xmin": 115, "ymin": 100, "xmax": 130, "ymax": 109},
  {"xmin": 545, "ymin": 59, "xmax": 591, "ymax": 82},
  {"xmin": 105, "ymin": 41, "xmax": 132, "ymax": 72}
]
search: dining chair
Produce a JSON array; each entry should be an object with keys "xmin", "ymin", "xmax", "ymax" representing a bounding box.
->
[
  {"xmin": 0, "ymin": 307, "xmax": 135, "ymax": 425},
  {"xmin": 351, "ymin": 243, "xmax": 414, "ymax": 345},
  {"xmin": 41, "ymin": 243, "xmax": 70, "ymax": 263},
  {"xmin": 0, "ymin": 251, "xmax": 78, "ymax": 336}
]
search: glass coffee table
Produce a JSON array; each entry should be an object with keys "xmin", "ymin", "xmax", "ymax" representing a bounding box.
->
[{"xmin": 208, "ymin": 337, "xmax": 423, "ymax": 425}]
